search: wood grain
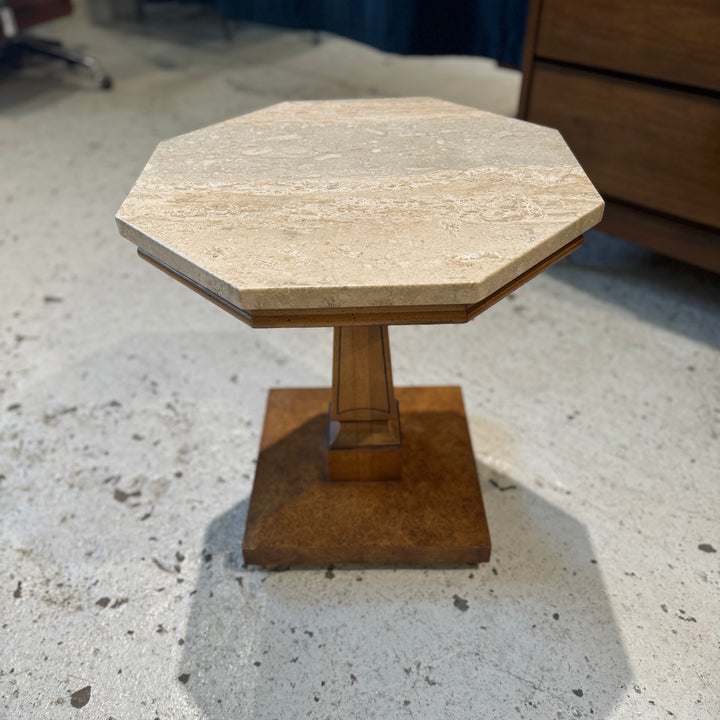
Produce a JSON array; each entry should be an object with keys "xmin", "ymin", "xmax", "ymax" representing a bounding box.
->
[
  {"xmin": 518, "ymin": 0, "xmax": 545, "ymax": 119},
  {"xmin": 331, "ymin": 326, "xmax": 397, "ymax": 423},
  {"xmin": 328, "ymin": 325, "xmax": 401, "ymax": 482},
  {"xmin": 600, "ymin": 200, "xmax": 720, "ymax": 273},
  {"xmin": 525, "ymin": 64, "xmax": 720, "ymax": 228},
  {"xmin": 519, "ymin": 0, "xmax": 720, "ymax": 270},
  {"xmin": 534, "ymin": 0, "xmax": 720, "ymax": 93},
  {"xmin": 250, "ymin": 305, "xmax": 469, "ymax": 327}
]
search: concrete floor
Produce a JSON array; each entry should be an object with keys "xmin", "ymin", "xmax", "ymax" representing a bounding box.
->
[{"xmin": 1, "ymin": 4, "xmax": 718, "ymax": 719}]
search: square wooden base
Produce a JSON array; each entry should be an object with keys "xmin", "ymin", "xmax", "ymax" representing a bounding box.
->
[{"xmin": 242, "ymin": 386, "xmax": 491, "ymax": 565}]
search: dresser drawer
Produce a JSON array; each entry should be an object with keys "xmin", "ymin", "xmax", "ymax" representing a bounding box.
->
[
  {"xmin": 535, "ymin": 0, "xmax": 720, "ymax": 92},
  {"xmin": 525, "ymin": 64, "xmax": 720, "ymax": 228}
]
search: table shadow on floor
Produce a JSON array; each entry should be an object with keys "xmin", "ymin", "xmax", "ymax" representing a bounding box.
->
[{"xmin": 179, "ymin": 444, "xmax": 632, "ymax": 718}]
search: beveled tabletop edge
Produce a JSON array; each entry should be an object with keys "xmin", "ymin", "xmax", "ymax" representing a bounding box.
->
[
  {"xmin": 116, "ymin": 202, "xmax": 602, "ymax": 314},
  {"xmin": 135, "ymin": 234, "xmax": 586, "ymax": 329}
]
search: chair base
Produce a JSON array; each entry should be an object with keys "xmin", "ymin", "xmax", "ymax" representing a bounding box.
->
[{"xmin": 2, "ymin": 34, "xmax": 112, "ymax": 88}]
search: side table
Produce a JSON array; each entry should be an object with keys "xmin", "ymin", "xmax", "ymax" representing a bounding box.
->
[{"xmin": 116, "ymin": 98, "xmax": 604, "ymax": 565}]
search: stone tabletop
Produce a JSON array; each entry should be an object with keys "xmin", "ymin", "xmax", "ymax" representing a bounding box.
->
[{"xmin": 116, "ymin": 97, "xmax": 603, "ymax": 311}]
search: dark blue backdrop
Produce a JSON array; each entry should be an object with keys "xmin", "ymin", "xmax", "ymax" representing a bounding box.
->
[{"xmin": 147, "ymin": 0, "xmax": 530, "ymax": 68}]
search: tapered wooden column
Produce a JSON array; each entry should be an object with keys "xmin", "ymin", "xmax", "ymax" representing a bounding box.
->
[{"xmin": 327, "ymin": 325, "xmax": 402, "ymax": 482}]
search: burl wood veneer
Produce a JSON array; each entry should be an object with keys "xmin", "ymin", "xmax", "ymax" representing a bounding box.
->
[{"xmin": 116, "ymin": 98, "xmax": 604, "ymax": 565}]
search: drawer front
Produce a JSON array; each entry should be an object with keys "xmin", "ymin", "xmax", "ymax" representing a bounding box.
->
[
  {"xmin": 525, "ymin": 65, "xmax": 720, "ymax": 228},
  {"xmin": 600, "ymin": 201, "xmax": 720, "ymax": 273},
  {"xmin": 535, "ymin": 0, "xmax": 720, "ymax": 92}
]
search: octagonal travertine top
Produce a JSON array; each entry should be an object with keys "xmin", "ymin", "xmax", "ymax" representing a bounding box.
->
[{"xmin": 116, "ymin": 97, "xmax": 603, "ymax": 311}]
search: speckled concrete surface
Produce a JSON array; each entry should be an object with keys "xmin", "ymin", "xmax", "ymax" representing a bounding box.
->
[{"xmin": 1, "ymin": 5, "xmax": 718, "ymax": 720}]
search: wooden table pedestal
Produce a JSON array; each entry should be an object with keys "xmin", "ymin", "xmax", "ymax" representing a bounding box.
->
[{"xmin": 242, "ymin": 325, "xmax": 491, "ymax": 565}]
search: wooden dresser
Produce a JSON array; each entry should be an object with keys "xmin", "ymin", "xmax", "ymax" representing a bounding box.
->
[{"xmin": 519, "ymin": 0, "xmax": 720, "ymax": 271}]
